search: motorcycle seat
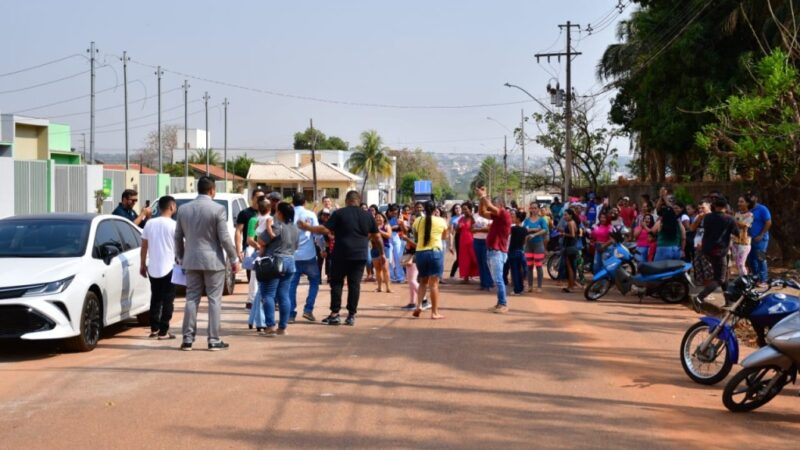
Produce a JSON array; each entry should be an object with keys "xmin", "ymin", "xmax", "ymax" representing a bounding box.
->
[{"xmin": 638, "ymin": 260, "xmax": 686, "ymax": 275}]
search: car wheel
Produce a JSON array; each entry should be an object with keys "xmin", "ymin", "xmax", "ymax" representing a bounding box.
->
[
  {"xmin": 65, "ymin": 291, "xmax": 102, "ymax": 352},
  {"xmin": 222, "ymin": 259, "xmax": 236, "ymax": 296}
]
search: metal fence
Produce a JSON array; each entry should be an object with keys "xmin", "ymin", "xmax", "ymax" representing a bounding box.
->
[
  {"xmin": 140, "ymin": 174, "xmax": 159, "ymax": 205},
  {"xmin": 171, "ymin": 177, "xmax": 192, "ymax": 194},
  {"xmin": 54, "ymin": 165, "xmax": 87, "ymax": 213},
  {"xmin": 14, "ymin": 160, "xmax": 48, "ymax": 215},
  {"xmin": 102, "ymin": 169, "xmax": 127, "ymax": 214},
  {"xmin": 215, "ymin": 180, "xmax": 227, "ymax": 193}
]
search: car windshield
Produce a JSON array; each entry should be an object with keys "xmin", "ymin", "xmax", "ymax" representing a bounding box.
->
[
  {"xmin": 152, "ymin": 198, "xmax": 229, "ymax": 220},
  {"xmin": 0, "ymin": 219, "xmax": 90, "ymax": 258}
]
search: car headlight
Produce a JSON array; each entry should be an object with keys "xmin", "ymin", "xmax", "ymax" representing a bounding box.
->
[{"xmin": 22, "ymin": 276, "xmax": 75, "ymax": 297}]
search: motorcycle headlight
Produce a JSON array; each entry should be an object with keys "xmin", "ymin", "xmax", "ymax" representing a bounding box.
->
[{"xmin": 22, "ymin": 276, "xmax": 75, "ymax": 297}]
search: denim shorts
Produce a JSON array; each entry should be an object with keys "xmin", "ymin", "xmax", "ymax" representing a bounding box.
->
[{"xmin": 415, "ymin": 249, "xmax": 443, "ymax": 279}]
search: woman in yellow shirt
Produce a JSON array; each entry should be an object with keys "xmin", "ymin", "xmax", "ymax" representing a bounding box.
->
[{"xmin": 412, "ymin": 201, "xmax": 449, "ymax": 319}]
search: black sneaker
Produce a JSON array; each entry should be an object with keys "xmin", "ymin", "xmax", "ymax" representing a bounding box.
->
[
  {"xmin": 303, "ymin": 311, "xmax": 316, "ymax": 322},
  {"xmin": 345, "ymin": 315, "xmax": 356, "ymax": 326},
  {"xmin": 690, "ymin": 295, "xmax": 704, "ymax": 313},
  {"xmin": 180, "ymin": 342, "xmax": 192, "ymax": 351},
  {"xmin": 400, "ymin": 303, "xmax": 416, "ymax": 311},
  {"xmin": 289, "ymin": 315, "xmax": 296, "ymax": 324},
  {"xmin": 321, "ymin": 314, "xmax": 341, "ymax": 326},
  {"xmin": 421, "ymin": 300, "xmax": 432, "ymax": 311},
  {"xmin": 245, "ymin": 302, "xmax": 253, "ymax": 310},
  {"xmin": 208, "ymin": 341, "xmax": 230, "ymax": 351}
]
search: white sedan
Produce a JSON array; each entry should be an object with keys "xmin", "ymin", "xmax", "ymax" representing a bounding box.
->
[{"xmin": 0, "ymin": 214, "xmax": 151, "ymax": 351}]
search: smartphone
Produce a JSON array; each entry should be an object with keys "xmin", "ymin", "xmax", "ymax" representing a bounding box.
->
[{"xmin": 145, "ymin": 200, "xmax": 151, "ymax": 208}]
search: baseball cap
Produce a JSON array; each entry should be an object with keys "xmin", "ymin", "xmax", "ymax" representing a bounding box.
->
[{"xmin": 267, "ymin": 191, "xmax": 282, "ymax": 201}]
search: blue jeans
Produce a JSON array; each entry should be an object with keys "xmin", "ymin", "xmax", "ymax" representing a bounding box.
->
[
  {"xmin": 248, "ymin": 282, "xmax": 266, "ymax": 328},
  {"xmin": 487, "ymin": 250, "xmax": 508, "ymax": 306},
  {"xmin": 748, "ymin": 237, "xmax": 769, "ymax": 282},
  {"xmin": 636, "ymin": 246, "xmax": 650, "ymax": 264},
  {"xmin": 654, "ymin": 246, "xmax": 680, "ymax": 261},
  {"xmin": 390, "ymin": 235, "xmax": 405, "ymax": 282},
  {"xmin": 289, "ymin": 257, "xmax": 320, "ymax": 319},
  {"xmin": 259, "ymin": 256, "xmax": 296, "ymax": 329},
  {"xmin": 474, "ymin": 239, "xmax": 493, "ymax": 288},
  {"xmin": 593, "ymin": 243, "xmax": 606, "ymax": 274},
  {"xmin": 508, "ymin": 249, "xmax": 525, "ymax": 294}
]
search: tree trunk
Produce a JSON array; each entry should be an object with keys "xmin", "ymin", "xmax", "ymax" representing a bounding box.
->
[{"xmin": 361, "ymin": 172, "xmax": 369, "ymax": 200}]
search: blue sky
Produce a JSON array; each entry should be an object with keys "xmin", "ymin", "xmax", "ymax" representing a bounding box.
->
[{"xmin": 2, "ymin": 0, "xmax": 630, "ymax": 159}]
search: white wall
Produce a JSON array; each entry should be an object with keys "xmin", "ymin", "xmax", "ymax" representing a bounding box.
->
[
  {"xmin": 0, "ymin": 158, "xmax": 14, "ymax": 217},
  {"xmin": 175, "ymin": 128, "xmax": 210, "ymax": 151}
]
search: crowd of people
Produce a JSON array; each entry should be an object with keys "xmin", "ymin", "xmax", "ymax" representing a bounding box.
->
[{"xmin": 123, "ymin": 176, "xmax": 774, "ymax": 351}]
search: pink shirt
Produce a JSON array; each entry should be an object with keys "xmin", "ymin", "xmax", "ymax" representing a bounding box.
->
[
  {"xmin": 591, "ymin": 224, "xmax": 612, "ymax": 244},
  {"xmin": 635, "ymin": 225, "xmax": 650, "ymax": 247}
]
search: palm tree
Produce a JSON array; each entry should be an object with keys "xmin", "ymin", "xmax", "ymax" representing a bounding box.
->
[
  {"xmin": 189, "ymin": 148, "xmax": 221, "ymax": 166},
  {"xmin": 347, "ymin": 130, "xmax": 393, "ymax": 197}
]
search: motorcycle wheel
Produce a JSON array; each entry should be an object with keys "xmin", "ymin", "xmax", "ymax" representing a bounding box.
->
[
  {"xmin": 660, "ymin": 279, "xmax": 689, "ymax": 304},
  {"xmin": 680, "ymin": 321, "xmax": 732, "ymax": 385},
  {"xmin": 584, "ymin": 278, "xmax": 611, "ymax": 301},
  {"xmin": 722, "ymin": 365, "xmax": 789, "ymax": 412},
  {"xmin": 547, "ymin": 253, "xmax": 561, "ymax": 280}
]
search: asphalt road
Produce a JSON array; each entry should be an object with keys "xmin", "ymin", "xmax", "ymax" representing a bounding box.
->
[{"xmin": 1, "ymin": 274, "xmax": 799, "ymax": 449}]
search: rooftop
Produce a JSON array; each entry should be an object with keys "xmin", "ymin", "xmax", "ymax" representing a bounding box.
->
[
  {"xmin": 297, "ymin": 160, "xmax": 362, "ymax": 183},
  {"xmin": 247, "ymin": 162, "xmax": 309, "ymax": 182},
  {"xmin": 188, "ymin": 163, "xmax": 244, "ymax": 181},
  {"xmin": 103, "ymin": 164, "xmax": 158, "ymax": 174}
]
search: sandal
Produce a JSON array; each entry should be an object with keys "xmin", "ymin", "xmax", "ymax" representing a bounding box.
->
[{"xmin": 561, "ymin": 288, "xmax": 572, "ymax": 293}]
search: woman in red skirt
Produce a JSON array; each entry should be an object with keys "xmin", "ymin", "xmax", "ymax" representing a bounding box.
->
[{"xmin": 457, "ymin": 202, "xmax": 479, "ymax": 283}]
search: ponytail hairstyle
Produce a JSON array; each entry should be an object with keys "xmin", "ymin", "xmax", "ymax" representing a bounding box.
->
[{"xmin": 423, "ymin": 200, "xmax": 435, "ymax": 246}]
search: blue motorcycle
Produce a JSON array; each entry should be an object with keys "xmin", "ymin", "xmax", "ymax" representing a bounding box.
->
[
  {"xmin": 584, "ymin": 230, "xmax": 692, "ymax": 304},
  {"xmin": 681, "ymin": 276, "xmax": 800, "ymax": 385}
]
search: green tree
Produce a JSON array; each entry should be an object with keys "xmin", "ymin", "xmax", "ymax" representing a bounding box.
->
[
  {"xmin": 163, "ymin": 163, "xmax": 185, "ymax": 177},
  {"xmin": 347, "ymin": 130, "xmax": 393, "ymax": 196},
  {"xmin": 698, "ymin": 49, "xmax": 800, "ymax": 259},
  {"xmin": 189, "ymin": 148, "xmax": 221, "ymax": 166},
  {"xmin": 596, "ymin": 0, "xmax": 795, "ymax": 181},
  {"xmin": 230, "ymin": 154, "xmax": 255, "ymax": 178},
  {"xmin": 531, "ymin": 108, "xmax": 620, "ymax": 193},
  {"xmin": 293, "ymin": 127, "xmax": 349, "ymax": 150},
  {"xmin": 390, "ymin": 147, "xmax": 454, "ymax": 200},
  {"xmin": 399, "ymin": 172, "xmax": 419, "ymax": 202}
]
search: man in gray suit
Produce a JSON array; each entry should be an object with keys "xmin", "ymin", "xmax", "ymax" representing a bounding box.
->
[{"xmin": 175, "ymin": 176, "xmax": 240, "ymax": 351}]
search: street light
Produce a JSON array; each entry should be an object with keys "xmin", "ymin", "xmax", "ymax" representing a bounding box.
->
[
  {"xmin": 504, "ymin": 82, "xmax": 554, "ymax": 113},
  {"xmin": 486, "ymin": 116, "xmax": 512, "ymax": 133}
]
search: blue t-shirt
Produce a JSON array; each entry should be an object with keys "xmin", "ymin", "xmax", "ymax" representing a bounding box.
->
[
  {"xmin": 523, "ymin": 216, "xmax": 549, "ymax": 244},
  {"xmin": 293, "ymin": 205, "xmax": 319, "ymax": 261},
  {"xmin": 586, "ymin": 201, "xmax": 597, "ymax": 224},
  {"xmin": 749, "ymin": 203, "xmax": 772, "ymax": 239}
]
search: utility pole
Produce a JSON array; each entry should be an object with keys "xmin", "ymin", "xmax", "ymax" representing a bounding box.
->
[
  {"xmin": 223, "ymin": 98, "xmax": 229, "ymax": 190},
  {"xmin": 121, "ymin": 51, "xmax": 130, "ymax": 169},
  {"xmin": 81, "ymin": 133, "xmax": 86, "ymax": 162},
  {"xmin": 503, "ymin": 135, "xmax": 508, "ymax": 204},
  {"xmin": 156, "ymin": 66, "xmax": 164, "ymax": 173},
  {"xmin": 310, "ymin": 118, "xmax": 318, "ymax": 204},
  {"xmin": 535, "ymin": 21, "xmax": 581, "ymax": 201},
  {"xmin": 87, "ymin": 41, "xmax": 98, "ymax": 164},
  {"xmin": 182, "ymin": 80, "xmax": 189, "ymax": 178},
  {"xmin": 203, "ymin": 91, "xmax": 210, "ymax": 175},
  {"xmin": 520, "ymin": 108, "xmax": 526, "ymax": 198}
]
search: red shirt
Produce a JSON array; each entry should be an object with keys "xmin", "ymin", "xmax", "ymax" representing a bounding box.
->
[
  {"xmin": 619, "ymin": 207, "xmax": 637, "ymax": 228},
  {"xmin": 486, "ymin": 208, "xmax": 512, "ymax": 252}
]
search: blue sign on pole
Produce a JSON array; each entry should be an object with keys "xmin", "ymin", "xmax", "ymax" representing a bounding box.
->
[{"xmin": 414, "ymin": 180, "xmax": 432, "ymax": 194}]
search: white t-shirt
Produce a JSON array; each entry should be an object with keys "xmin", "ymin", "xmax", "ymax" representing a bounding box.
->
[
  {"xmin": 141, "ymin": 217, "xmax": 176, "ymax": 278},
  {"xmin": 473, "ymin": 215, "xmax": 492, "ymax": 240}
]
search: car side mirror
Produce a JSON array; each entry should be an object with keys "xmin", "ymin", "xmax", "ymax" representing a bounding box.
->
[{"xmin": 101, "ymin": 243, "xmax": 121, "ymax": 265}]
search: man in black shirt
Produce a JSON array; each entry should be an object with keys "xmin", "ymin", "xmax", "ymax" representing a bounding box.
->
[
  {"xmin": 692, "ymin": 196, "xmax": 736, "ymax": 310},
  {"xmin": 236, "ymin": 189, "xmax": 265, "ymax": 309},
  {"xmin": 300, "ymin": 190, "xmax": 383, "ymax": 326},
  {"xmin": 112, "ymin": 189, "xmax": 151, "ymax": 227}
]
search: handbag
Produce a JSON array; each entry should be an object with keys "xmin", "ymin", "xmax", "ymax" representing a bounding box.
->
[{"xmin": 254, "ymin": 234, "xmax": 284, "ymax": 282}]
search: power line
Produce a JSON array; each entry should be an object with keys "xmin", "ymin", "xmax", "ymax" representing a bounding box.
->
[
  {"xmin": 44, "ymin": 86, "xmax": 182, "ymax": 119},
  {"xmin": 0, "ymin": 54, "xmax": 85, "ymax": 78},
  {"xmin": 11, "ymin": 81, "xmax": 142, "ymax": 114},
  {"xmin": 118, "ymin": 55, "xmax": 535, "ymax": 110},
  {"xmin": 0, "ymin": 70, "xmax": 89, "ymax": 95}
]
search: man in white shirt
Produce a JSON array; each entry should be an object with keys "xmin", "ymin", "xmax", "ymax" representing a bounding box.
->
[
  {"xmin": 140, "ymin": 196, "xmax": 178, "ymax": 340},
  {"xmin": 472, "ymin": 211, "xmax": 493, "ymax": 290}
]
